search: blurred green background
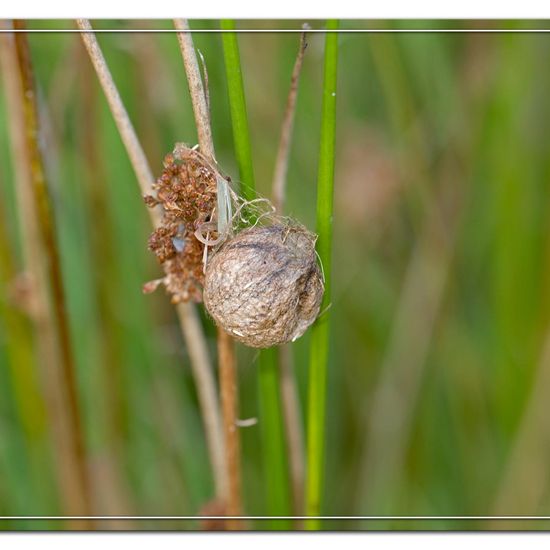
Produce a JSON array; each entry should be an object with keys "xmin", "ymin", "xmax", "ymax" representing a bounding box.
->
[{"xmin": 1, "ymin": 19, "xmax": 550, "ymax": 530}]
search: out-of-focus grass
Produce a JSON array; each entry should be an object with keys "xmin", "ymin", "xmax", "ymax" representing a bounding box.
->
[{"xmin": 1, "ymin": 20, "xmax": 550, "ymax": 530}]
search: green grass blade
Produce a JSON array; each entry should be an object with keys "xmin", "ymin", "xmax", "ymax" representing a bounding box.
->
[
  {"xmin": 220, "ymin": 19, "xmax": 256, "ymax": 202},
  {"xmin": 306, "ymin": 20, "xmax": 339, "ymax": 529},
  {"xmin": 258, "ymin": 347, "xmax": 292, "ymax": 527},
  {"xmin": 220, "ymin": 19, "xmax": 292, "ymax": 527}
]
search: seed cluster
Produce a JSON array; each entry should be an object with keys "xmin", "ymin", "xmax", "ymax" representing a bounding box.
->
[{"xmin": 143, "ymin": 143, "xmax": 221, "ymax": 303}]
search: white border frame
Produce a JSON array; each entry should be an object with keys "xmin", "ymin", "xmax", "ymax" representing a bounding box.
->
[{"xmin": 1, "ymin": 21, "xmax": 549, "ymax": 526}]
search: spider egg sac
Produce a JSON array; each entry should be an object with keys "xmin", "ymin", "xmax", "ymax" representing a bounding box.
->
[{"xmin": 203, "ymin": 223, "xmax": 324, "ymax": 348}]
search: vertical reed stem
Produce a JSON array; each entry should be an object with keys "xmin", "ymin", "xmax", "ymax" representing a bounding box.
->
[
  {"xmin": 217, "ymin": 329, "xmax": 242, "ymax": 522},
  {"xmin": 174, "ymin": 18, "xmax": 242, "ymax": 525},
  {"xmin": 305, "ymin": 20, "xmax": 339, "ymax": 529},
  {"xmin": 220, "ymin": 20, "xmax": 255, "ymax": 203},
  {"xmin": 9, "ymin": 21, "xmax": 93, "ymax": 524},
  {"xmin": 271, "ymin": 30, "xmax": 309, "ymax": 518},
  {"xmin": 76, "ymin": 19, "xmax": 160, "ymax": 227},
  {"xmin": 76, "ymin": 18, "xmax": 225, "ymax": 506},
  {"xmin": 220, "ymin": 19, "xmax": 294, "ymax": 527},
  {"xmin": 272, "ymin": 29, "xmax": 308, "ymax": 213},
  {"xmin": 174, "ymin": 19, "xmax": 214, "ymax": 161}
]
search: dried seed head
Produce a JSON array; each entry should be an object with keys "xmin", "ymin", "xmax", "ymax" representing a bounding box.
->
[
  {"xmin": 143, "ymin": 143, "xmax": 224, "ymax": 303},
  {"xmin": 203, "ymin": 223, "xmax": 324, "ymax": 348}
]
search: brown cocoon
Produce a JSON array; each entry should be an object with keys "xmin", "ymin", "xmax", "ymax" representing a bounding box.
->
[{"xmin": 204, "ymin": 223, "xmax": 324, "ymax": 348}]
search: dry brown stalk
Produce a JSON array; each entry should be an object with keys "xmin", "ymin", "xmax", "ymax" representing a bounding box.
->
[
  {"xmin": 217, "ymin": 329, "xmax": 242, "ymax": 524},
  {"xmin": 174, "ymin": 18, "xmax": 242, "ymax": 526},
  {"xmin": 76, "ymin": 19, "xmax": 159, "ymax": 224},
  {"xmin": 270, "ymin": 30, "xmax": 309, "ymax": 517},
  {"xmin": 272, "ymin": 29, "xmax": 308, "ymax": 214},
  {"xmin": 2, "ymin": 21, "xmax": 93, "ymax": 526},
  {"xmin": 173, "ymin": 19, "xmax": 214, "ymax": 160},
  {"xmin": 76, "ymin": 18, "xmax": 226, "ymax": 504}
]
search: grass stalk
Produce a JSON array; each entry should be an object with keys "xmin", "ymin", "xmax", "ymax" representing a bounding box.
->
[
  {"xmin": 305, "ymin": 20, "xmax": 339, "ymax": 529},
  {"xmin": 76, "ymin": 19, "xmax": 160, "ymax": 227},
  {"xmin": 270, "ymin": 30, "xmax": 309, "ymax": 519},
  {"xmin": 76, "ymin": 19, "xmax": 226, "ymax": 506},
  {"xmin": 0, "ymin": 215, "xmax": 44, "ymax": 439},
  {"xmin": 0, "ymin": 28, "xmax": 47, "ymax": 453},
  {"xmin": 174, "ymin": 19, "xmax": 215, "ymax": 160},
  {"xmin": 220, "ymin": 19, "xmax": 292, "ymax": 526},
  {"xmin": 272, "ymin": 29, "xmax": 308, "ymax": 214},
  {"xmin": 220, "ymin": 20, "xmax": 255, "ymax": 202},
  {"xmin": 13, "ymin": 26, "xmax": 87, "ymax": 496},
  {"xmin": 174, "ymin": 18, "xmax": 241, "ymax": 522},
  {"xmin": 0, "ymin": 184, "xmax": 50, "ymax": 512},
  {"xmin": 5, "ymin": 22, "xmax": 93, "ymax": 524},
  {"xmin": 216, "ymin": 328, "xmax": 242, "ymax": 525},
  {"xmin": 257, "ymin": 348, "xmax": 292, "ymax": 527}
]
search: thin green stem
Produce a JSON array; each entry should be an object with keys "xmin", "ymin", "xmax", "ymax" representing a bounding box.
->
[
  {"xmin": 220, "ymin": 19, "xmax": 292, "ymax": 526},
  {"xmin": 258, "ymin": 348, "xmax": 292, "ymax": 528},
  {"xmin": 306, "ymin": 20, "xmax": 339, "ymax": 529},
  {"xmin": 220, "ymin": 19, "xmax": 255, "ymax": 202}
]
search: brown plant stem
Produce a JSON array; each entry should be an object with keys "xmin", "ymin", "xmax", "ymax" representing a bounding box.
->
[
  {"xmin": 4, "ymin": 22, "xmax": 93, "ymax": 525},
  {"xmin": 174, "ymin": 19, "xmax": 214, "ymax": 160},
  {"xmin": 76, "ymin": 18, "xmax": 226, "ymax": 504},
  {"xmin": 174, "ymin": 18, "xmax": 242, "ymax": 525},
  {"xmin": 76, "ymin": 19, "xmax": 160, "ymax": 226},
  {"xmin": 217, "ymin": 329, "xmax": 242, "ymax": 522},
  {"xmin": 272, "ymin": 29, "xmax": 308, "ymax": 214},
  {"xmin": 270, "ymin": 30, "xmax": 309, "ymax": 517},
  {"xmin": 13, "ymin": 26, "xmax": 85, "ymax": 479},
  {"xmin": 0, "ymin": 174, "xmax": 50, "ymax": 510}
]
